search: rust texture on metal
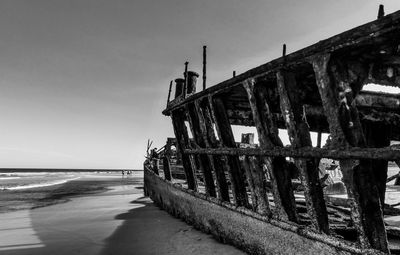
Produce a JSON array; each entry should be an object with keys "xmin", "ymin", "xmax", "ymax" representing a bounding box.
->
[
  {"xmin": 145, "ymin": 166, "xmax": 387, "ymax": 255},
  {"xmin": 208, "ymin": 96, "xmax": 249, "ymax": 207},
  {"xmin": 162, "ymin": 139, "xmax": 173, "ymax": 181},
  {"xmin": 155, "ymin": 8, "xmax": 400, "ymax": 254},
  {"xmin": 276, "ymin": 70, "xmax": 329, "ymax": 233},
  {"xmin": 194, "ymin": 99, "xmax": 230, "ymax": 201},
  {"xmin": 171, "ymin": 109, "xmax": 198, "ymax": 190},
  {"xmin": 183, "ymin": 146, "xmax": 400, "ymax": 160},
  {"xmin": 186, "ymin": 102, "xmax": 216, "ymax": 197},
  {"xmin": 311, "ymin": 53, "xmax": 388, "ymax": 251},
  {"xmin": 243, "ymin": 79, "xmax": 298, "ymax": 222},
  {"xmin": 162, "ymin": 156, "xmax": 172, "ymax": 181}
]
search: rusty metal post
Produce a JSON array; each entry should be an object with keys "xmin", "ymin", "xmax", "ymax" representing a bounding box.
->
[
  {"xmin": 186, "ymin": 71, "xmax": 199, "ymax": 95},
  {"xmin": 163, "ymin": 139, "xmax": 173, "ymax": 181},
  {"xmin": 171, "ymin": 109, "xmax": 198, "ymax": 191},
  {"xmin": 282, "ymin": 44, "xmax": 287, "ymax": 57},
  {"xmin": 317, "ymin": 131, "xmax": 322, "ymax": 148},
  {"xmin": 183, "ymin": 61, "xmax": 188, "ymax": 98},
  {"xmin": 277, "ymin": 70, "xmax": 329, "ymax": 233},
  {"xmin": 203, "ymin": 45, "xmax": 207, "ymax": 91},
  {"xmin": 174, "ymin": 78, "xmax": 185, "ymax": 99},
  {"xmin": 311, "ymin": 53, "xmax": 388, "ymax": 252},
  {"xmin": 186, "ymin": 102, "xmax": 216, "ymax": 197},
  {"xmin": 209, "ymin": 95, "xmax": 249, "ymax": 207},
  {"xmin": 197, "ymin": 99, "xmax": 230, "ymax": 202},
  {"xmin": 243, "ymin": 79, "xmax": 298, "ymax": 222},
  {"xmin": 167, "ymin": 80, "xmax": 173, "ymax": 106},
  {"xmin": 378, "ymin": 4, "xmax": 385, "ymax": 19}
]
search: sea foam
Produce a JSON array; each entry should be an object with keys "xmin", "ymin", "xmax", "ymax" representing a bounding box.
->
[{"xmin": 1, "ymin": 177, "xmax": 80, "ymax": 191}]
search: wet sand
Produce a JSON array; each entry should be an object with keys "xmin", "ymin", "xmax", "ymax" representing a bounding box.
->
[
  {"xmin": 0, "ymin": 173, "xmax": 141, "ymax": 213},
  {"xmin": 0, "ymin": 180, "xmax": 244, "ymax": 255}
]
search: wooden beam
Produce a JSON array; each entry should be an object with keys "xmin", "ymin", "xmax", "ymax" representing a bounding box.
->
[
  {"xmin": 243, "ymin": 79, "xmax": 298, "ymax": 222},
  {"xmin": 311, "ymin": 53, "xmax": 388, "ymax": 252},
  {"xmin": 209, "ymin": 96, "xmax": 249, "ymax": 207},
  {"xmin": 276, "ymin": 70, "xmax": 329, "ymax": 233},
  {"xmin": 186, "ymin": 103, "xmax": 217, "ymax": 197},
  {"xmin": 171, "ymin": 109, "xmax": 198, "ymax": 191},
  {"xmin": 196, "ymin": 99, "xmax": 230, "ymax": 202}
]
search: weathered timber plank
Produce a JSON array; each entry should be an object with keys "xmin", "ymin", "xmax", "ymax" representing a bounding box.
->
[
  {"xmin": 208, "ymin": 96, "xmax": 249, "ymax": 207},
  {"xmin": 276, "ymin": 70, "xmax": 329, "ymax": 233},
  {"xmin": 196, "ymin": 99, "xmax": 230, "ymax": 202},
  {"xmin": 186, "ymin": 103, "xmax": 217, "ymax": 197},
  {"xmin": 243, "ymin": 79, "xmax": 298, "ymax": 222},
  {"xmin": 171, "ymin": 110, "xmax": 198, "ymax": 191},
  {"xmin": 311, "ymin": 53, "xmax": 388, "ymax": 252}
]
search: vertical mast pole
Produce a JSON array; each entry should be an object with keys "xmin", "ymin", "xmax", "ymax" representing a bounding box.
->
[
  {"xmin": 184, "ymin": 61, "xmax": 188, "ymax": 98},
  {"xmin": 282, "ymin": 44, "xmax": 287, "ymax": 57},
  {"xmin": 377, "ymin": 4, "xmax": 385, "ymax": 19},
  {"xmin": 203, "ymin": 46, "xmax": 207, "ymax": 91}
]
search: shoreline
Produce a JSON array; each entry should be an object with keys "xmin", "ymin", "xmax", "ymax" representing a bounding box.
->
[
  {"xmin": 0, "ymin": 173, "xmax": 143, "ymax": 214},
  {"xmin": 0, "ymin": 175, "xmax": 244, "ymax": 255}
]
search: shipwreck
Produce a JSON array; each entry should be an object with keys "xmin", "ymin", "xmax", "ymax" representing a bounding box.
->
[{"xmin": 144, "ymin": 6, "xmax": 400, "ymax": 254}]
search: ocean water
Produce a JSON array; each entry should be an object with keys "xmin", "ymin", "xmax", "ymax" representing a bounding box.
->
[
  {"xmin": 0, "ymin": 171, "xmax": 143, "ymax": 213},
  {"xmin": 0, "ymin": 172, "xmax": 80, "ymax": 190}
]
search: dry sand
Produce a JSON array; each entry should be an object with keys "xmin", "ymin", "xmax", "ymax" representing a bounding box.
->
[{"xmin": 0, "ymin": 184, "xmax": 245, "ymax": 255}]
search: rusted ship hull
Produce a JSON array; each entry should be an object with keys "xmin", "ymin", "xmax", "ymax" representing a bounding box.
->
[
  {"xmin": 144, "ymin": 165, "xmax": 380, "ymax": 255},
  {"xmin": 146, "ymin": 6, "xmax": 400, "ymax": 255}
]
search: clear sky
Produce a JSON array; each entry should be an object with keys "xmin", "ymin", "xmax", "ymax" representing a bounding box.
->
[{"xmin": 0, "ymin": 1, "xmax": 399, "ymax": 169}]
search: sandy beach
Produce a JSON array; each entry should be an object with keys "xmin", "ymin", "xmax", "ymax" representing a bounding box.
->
[{"xmin": 0, "ymin": 174, "xmax": 244, "ymax": 255}]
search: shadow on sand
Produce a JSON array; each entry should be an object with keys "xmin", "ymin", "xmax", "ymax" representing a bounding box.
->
[{"xmin": 100, "ymin": 197, "xmax": 244, "ymax": 255}]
